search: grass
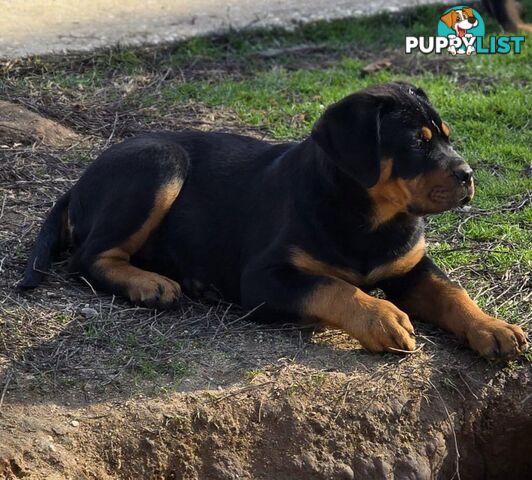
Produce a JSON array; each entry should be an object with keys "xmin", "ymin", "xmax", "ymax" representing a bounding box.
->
[{"xmin": 0, "ymin": 1, "xmax": 530, "ymax": 400}]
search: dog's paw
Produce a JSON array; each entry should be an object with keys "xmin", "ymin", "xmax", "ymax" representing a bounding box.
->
[
  {"xmin": 358, "ymin": 300, "xmax": 416, "ymax": 354},
  {"xmin": 466, "ymin": 318, "xmax": 528, "ymax": 359},
  {"xmin": 127, "ymin": 272, "xmax": 182, "ymax": 308}
]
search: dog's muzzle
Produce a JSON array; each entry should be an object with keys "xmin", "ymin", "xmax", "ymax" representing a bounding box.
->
[{"xmin": 451, "ymin": 163, "xmax": 474, "ymax": 204}]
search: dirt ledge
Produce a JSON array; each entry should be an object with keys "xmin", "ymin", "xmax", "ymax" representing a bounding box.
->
[{"xmin": 1, "ymin": 344, "xmax": 530, "ymax": 480}]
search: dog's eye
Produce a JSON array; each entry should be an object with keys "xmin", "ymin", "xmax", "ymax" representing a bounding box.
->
[
  {"xmin": 421, "ymin": 127, "xmax": 432, "ymax": 141},
  {"xmin": 441, "ymin": 122, "xmax": 451, "ymax": 138}
]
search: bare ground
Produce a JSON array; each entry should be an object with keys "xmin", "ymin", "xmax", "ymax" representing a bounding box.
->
[{"xmin": 1, "ymin": 48, "xmax": 531, "ymax": 480}]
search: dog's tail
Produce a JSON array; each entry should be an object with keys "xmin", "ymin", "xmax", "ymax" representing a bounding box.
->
[{"xmin": 19, "ymin": 191, "xmax": 71, "ymax": 289}]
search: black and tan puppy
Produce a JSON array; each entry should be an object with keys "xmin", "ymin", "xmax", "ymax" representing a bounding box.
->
[{"xmin": 21, "ymin": 82, "xmax": 527, "ymax": 358}]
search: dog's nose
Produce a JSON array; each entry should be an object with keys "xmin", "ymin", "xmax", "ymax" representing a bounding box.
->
[{"xmin": 452, "ymin": 164, "xmax": 473, "ymax": 184}]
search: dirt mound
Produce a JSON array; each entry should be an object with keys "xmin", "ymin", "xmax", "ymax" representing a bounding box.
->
[
  {"xmin": 0, "ymin": 100, "xmax": 81, "ymax": 147},
  {"xmin": 1, "ymin": 350, "xmax": 531, "ymax": 480}
]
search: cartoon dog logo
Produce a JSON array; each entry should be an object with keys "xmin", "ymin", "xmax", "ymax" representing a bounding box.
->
[
  {"xmin": 406, "ymin": 7, "xmax": 519, "ymax": 56},
  {"xmin": 440, "ymin": 7, "xmax": 479, "ymax": 55}
]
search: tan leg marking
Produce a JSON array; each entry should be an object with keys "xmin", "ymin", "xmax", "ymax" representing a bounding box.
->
[
  {"xmin": 121, "ymin": 179, "xmax": 182, "ymax": 254},
  {"xmin": 94, "ymin": 180, "xmax": 183, "ymax": 307},
  {"xmin": 302, "ymin": 280, "xmax": 416, "ymax": 353},
  {"xmin": 397, "ymin": 273, "xmax": 528, "ymax": 358},
  {"xmin": 518, "ymin": 23, "xmax": 532, "ymax": 32}
]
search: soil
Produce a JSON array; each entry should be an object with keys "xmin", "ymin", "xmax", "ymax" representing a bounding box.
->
[
  {"xmin": 1, "ymin": 57, "xmax": 531, "ymax": 480},
  {"xmin": 1, "ymin": 339, "xmax": 531, "ymax": 479},
  {"xmin": 0, "ymin": 101, "xmax": 80, "ymax": 147}
]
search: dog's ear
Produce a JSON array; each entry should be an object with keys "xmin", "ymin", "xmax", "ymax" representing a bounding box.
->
[
  {"xmin": 412, "ymin": 85, "xmax": 429, "ymax": 101},
  {"xmin": 392, "ymin": 81, "xmax": 429, "ymax": 101},
  {"xmin": 440, "ymin": 10, "xmax": 456, "ymax": 28},
  {"xmin": 311, "ymin": 93, "xmax": 385, "ymax": 188}
]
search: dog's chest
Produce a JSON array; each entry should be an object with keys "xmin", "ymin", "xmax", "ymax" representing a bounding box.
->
[
  {"xmin": 362, "ymin": 236, "xmax": 425, "ymax": 284},
  {"xmin": 291, "ymin": 236, "xmax": 425, "ymax": 287}
]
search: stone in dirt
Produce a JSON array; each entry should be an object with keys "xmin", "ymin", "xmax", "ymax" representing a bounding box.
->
[
  {"xmin": 0, "ymin": 100, "xmax": 80, "ymax": 147},
  {"xmin": 81, "ymin": 307, "xmax": 99, "ymax": 319}
]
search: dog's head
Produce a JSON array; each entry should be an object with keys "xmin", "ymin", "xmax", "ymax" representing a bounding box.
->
[
  {"xmin": 311, "ymin": 82, "xmax": 474, "ymax": 217},
  {"xmin": 441, "ymin": 8, "xmax": 478, "ymax": 36}
]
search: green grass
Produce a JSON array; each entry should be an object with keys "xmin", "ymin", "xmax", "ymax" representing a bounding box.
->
[
  {"xmin": 2, "ymin": 1, "xmax": 530, "ymax": 330},
  {"xmin": 245, "ymin": 368, "xmax": 266, "ymax": 380},
  {"xmin": 135, "ymin": 356, "xmax": 190, "ymax": 381}
]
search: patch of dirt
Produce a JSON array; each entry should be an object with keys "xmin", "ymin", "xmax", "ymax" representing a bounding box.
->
[
  {"xmin": 1, "ymin": 347, "xmax": 531, "ymax": 479},
  {"xmin": 0, "ymin": 100, "xmax": 81, "ymax": 147}
]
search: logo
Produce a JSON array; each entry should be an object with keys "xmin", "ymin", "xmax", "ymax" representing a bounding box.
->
[
  {"xmin": 439, "ymin": 6, "xmax": 484, "ymax": 55},
  {"xmin": 405, "ymin": 5, "xmax": 525, "ymax": 55}
]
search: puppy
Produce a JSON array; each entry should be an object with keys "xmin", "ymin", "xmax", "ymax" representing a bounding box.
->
[
  {"xmin": 21, "ymin": 82, "xmax": 527, "ymax": 358},
  {"xmin": 482, "ymin": 0, "xmax": 532, "ymax": 33}
]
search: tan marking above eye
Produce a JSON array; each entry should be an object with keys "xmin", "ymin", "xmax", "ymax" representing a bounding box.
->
[
  {"xmin": 441, "ymin": 122, "xmax": 450, "ymax": 137},
  {"xmin": 421, "ymin": 126, "xmax": 432, "ymax": 141}
]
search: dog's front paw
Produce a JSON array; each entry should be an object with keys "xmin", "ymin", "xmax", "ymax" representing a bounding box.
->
[
  {"xmin": 358, "ymin": 300, "xmax": 416, "ymax": 354},
  {"xmin": 466, "ymin": 318, "xmax": 528, "ymax": 359}
]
